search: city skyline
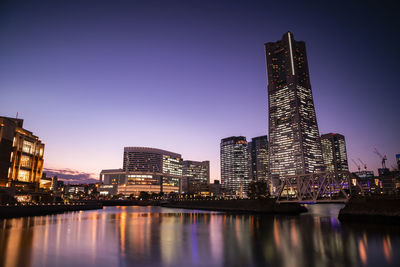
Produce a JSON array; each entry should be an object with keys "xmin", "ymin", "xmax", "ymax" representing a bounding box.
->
[{"xmin": 1, "ymin": 0, "xmax": 399, "ymax": 182}]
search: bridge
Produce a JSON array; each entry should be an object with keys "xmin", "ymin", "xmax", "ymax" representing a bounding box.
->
[{"xmin": 275, "ymin": 171, "xmax": 364, "ymax": 203}]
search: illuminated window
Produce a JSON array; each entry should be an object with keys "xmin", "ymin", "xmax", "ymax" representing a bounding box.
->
[
  {"xmin": 22, "ymin": 140, "xmax": 33, "ymax": 154},
  {"xmin": 18, "ymin": 170, "xmax": 31, "ymax": 182},
  {"xmin": 21, "ymin": 155, "xmax": 32, "ymax": 168}
]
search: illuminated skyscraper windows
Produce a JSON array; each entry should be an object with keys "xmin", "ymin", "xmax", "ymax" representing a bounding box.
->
[{"xmin": 265, "ymin": 32, "xmax": 325, "ymax": 191}]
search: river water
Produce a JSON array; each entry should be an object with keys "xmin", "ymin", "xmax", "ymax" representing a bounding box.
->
[{"xmin": 0, "ymin": 204, "xmax": 399, "ymax": 267}]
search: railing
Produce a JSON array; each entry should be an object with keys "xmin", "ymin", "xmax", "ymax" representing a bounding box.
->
[{"xmin": 276, "ymin": 171, "xmax": 364, "ymax": 203}]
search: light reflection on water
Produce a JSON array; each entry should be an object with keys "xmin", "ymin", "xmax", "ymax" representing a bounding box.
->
[{"xmin": 0, "ymin": 204, "xmax": 399, "ymax": 267}]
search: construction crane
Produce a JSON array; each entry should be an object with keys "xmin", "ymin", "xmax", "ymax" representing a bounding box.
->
[
  {"xmin": 373, "ymin": 148, "xmax": 387, "ymax": 169},
  {"xmin": 358, "ymin": 158, "xmax": 367, "ymax": 170},
  {"xmin": 351, "ymin": 159, "xmax": 361, "ymax": 172}
]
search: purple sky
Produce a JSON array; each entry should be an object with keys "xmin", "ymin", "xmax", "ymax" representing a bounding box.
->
[{"xmin": 1, "ymin": 0, "xmax": 399, "ymax": 182}]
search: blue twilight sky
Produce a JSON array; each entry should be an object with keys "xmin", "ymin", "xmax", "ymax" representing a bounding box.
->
[{"xmin": 1, "ymin": 0, "xmax": 399, "ymax": 181}]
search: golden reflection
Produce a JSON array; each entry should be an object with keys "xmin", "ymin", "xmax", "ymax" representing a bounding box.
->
[
  {"xmin": 235, "ymin": 216, "xmax": 242, "ymax": 244},
  {"xmin": 383, "ymin": 235, "xmax": 392, "ymax": 263},
  {"xmin": 290, "ymin": 220, "xmax": 298, "ymax": 247},
  {"xmin": 55, "ymin": 214, "xmax": 62, "ymax": 260},
  {"xmin": 273, "ymin": 218, "xmax": 280, "ymax": 250},
  {"xmin": 2, "ymin": 218, "xmax": 34, "ymax": 267},
  {"xmin": 209, "ymin": 215, "xmax": 223, "ymax": 264},
  {"xmin": 91, "ymin": 212, "xmax": 98, "ymax": 262},
  {"xmin": 249, "ymin": 215, "xmax": 254, "ymax": 235},
  {"xmin": 358, "ymin": 239, "xmax": 367, "ymax": 265},
  {"xmin": 41, "ymin": 216, "xmax": 50, "ymax": 264},
  {"xmin": 120, "ymin": 210, "xmax": 127, "ymax": 255},
  {"xmin": 363, "ymin": 232, "xmax": 368, "ymax": 249}
]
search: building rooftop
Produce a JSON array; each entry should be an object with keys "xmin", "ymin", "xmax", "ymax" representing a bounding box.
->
[{"xmin": 123, "ymin": 147, "xmax": 181, "ymax": 158}]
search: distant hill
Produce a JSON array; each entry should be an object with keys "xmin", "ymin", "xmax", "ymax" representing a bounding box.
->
[{"xmin": 43, "ymin": 168, "xmax": 99, "ymax": 184}]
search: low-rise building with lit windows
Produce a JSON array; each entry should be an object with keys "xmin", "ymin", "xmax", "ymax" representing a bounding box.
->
[
  {"xmin": 100, "ymin": 169, "xmax": 126, "ymax": 185},
  {"xmin": 0, "ymin": 116, "xmax": 45, "ymax": 192},
  {"xmin": 99, "ymin": 184, "xmax": 118, "ymax": 196}
]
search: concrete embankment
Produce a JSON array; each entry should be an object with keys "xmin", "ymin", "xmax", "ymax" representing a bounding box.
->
[
  {"xmin": 338, "ymin": 196, "xmax": 400, "ymax": 224},
  {"xmin": 162, "ymin": 199, "xmax": 307, "ymax": 214},
  {"xmin": 101, "ymin": 200, "xmax": 160, "ymax": 206},
  {"xmin": 0, "ymin": 202, "xmax": 103, "ymax": 219}
]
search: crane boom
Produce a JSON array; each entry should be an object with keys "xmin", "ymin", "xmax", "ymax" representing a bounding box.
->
[
  {"xmin": 373, "ymin": 148, "xmax": 387, "ymax": 169},
  {"xmin": 358, "ymin": 158, "xmax": 367, "ymax": 170},
  {"xmin": 351, "ymin": 159, "xmax": 361, "ymax": 172}
]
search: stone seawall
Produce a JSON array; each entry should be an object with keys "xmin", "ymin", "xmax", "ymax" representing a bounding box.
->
[
  {"xmin": 101, "ymin": 200, "xmax": 160, "ymax": 206},
  {"xmin": 0, "ymin": 202, "xmax": 103, "ymax": 219},
  {"xmin": 338, "ymin": 196, "xmax": 400, "ymax": 224},
  {"xmin": 162, "ymin": 199, "xmax": 307, "ymax": 214}
]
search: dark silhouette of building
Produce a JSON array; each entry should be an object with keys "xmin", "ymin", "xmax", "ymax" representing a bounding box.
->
[
  {"xmin": 209, "ymin": 180, "xmax": 222, "ymax": 197},
  {"xmin": 265, "ymin": 32, "xmax": 325, "ymax": 192},
  {"xmin": 220, "ymin": 136, "xmax": 249, "ymax": 196},
  {"xmin": 248, "ymin": 136, "xmax": 268, "ymax": 182}
]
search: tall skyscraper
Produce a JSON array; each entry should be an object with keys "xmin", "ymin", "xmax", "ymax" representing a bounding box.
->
[
  {"xmin": 182, "ymin": 160, "xmax": 210, "ymax": 194},
  {"xmin": 248, "ymin": 135, "xmax": 268, "ymax": 182},
  {"xmin": 220, "ymin": 136, "xmax": 249, "ymax": 196},
  {"xmin": 321, "ymin": 133, "xmax": 349, "ymax": 173},
  {"xmin": 265, "ymin": 32, "xmax": 325, "ymax": 190}
]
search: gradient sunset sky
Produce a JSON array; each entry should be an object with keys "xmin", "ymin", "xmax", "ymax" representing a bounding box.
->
[{"xmin": 1, "ymin": 0, "xmax": 399, "ymax": 182}]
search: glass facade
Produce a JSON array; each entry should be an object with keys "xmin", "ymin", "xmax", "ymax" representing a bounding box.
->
[
  {"xmin": 265, "ymin": 32, "xmax": 325, "ymax": 192},
  {"xmin": 162, "ymin": 155, "xmax": 182, "ymax": 176},
  {"xmin": 220, "ymin": 136, "xmax": 249, "ymax": 196},
  {"xmin": 321, "ymin": 133, "xmax": 349, "ymax": 173},
  {"xmin": 102, "ymin": 147, "xmax": 183, "ymax": 195},
  {"xmin": 182, "ymin": 160, "xmax": 210, "ymax": 193},
  {"xmin": 248, "ymin": 136, "xmax": 268, "ymax": 182}
]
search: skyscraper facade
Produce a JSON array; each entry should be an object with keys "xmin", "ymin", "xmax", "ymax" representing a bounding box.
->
[
  {"xmin": 220, "ymin": 136, "xmax": 249, "ymax": 196},
  {"xmin": 182, "ymin": 160, "xmax": 210, "ymax": 194},
  {"xmin": 248, "ymin": 135, "xmax": 268, "ymax": 182},
  {"xmin": 265, "ymin": 32, "xmax": 325, "ymax": 190},
  {"xmin": 321, "ymin": 133, "xmax": 349, "ymax": 173}
]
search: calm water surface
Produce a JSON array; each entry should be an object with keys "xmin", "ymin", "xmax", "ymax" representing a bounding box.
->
[{"xmin": 1, "ymin": 204, "xmax": 399, "ymax": 267}]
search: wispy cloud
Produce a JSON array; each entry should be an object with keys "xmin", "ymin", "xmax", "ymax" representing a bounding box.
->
[{"xmin": 43, "ymin": 168, "xmax": 99, "ymax": 184}]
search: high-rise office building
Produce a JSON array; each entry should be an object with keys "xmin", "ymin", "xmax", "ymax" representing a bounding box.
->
[
  {"xmin": 220, "ymin": 136, "xmax": 249, "ymax": 196},
  {"xmin": 100, "ymin": 147, "xmax": 183, "ymax": 196},
  {"xmin": 396, "ymin": 154, "xmax": 400, "ymax": 170},
  {"xmin": 182, "ymin": 160, "xmax": 210, "ymax": 194},
  {"xmin": 123, "ymin": 147, "xmax": 182, "ymax": 175},
  {"xmin": 265, "ymin": 32, "xmax": 325, "ymax": 190},
  {"xmin": 248, "ymin": 135, "xmax": 268, "ymax": 182},
  {"xmin": 0, "ymin": 116, "xmax": 45, "ymax": 191},
  {"xmin": 321, "ymin": 133, "xmax": 349, "ymax": 173}
]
